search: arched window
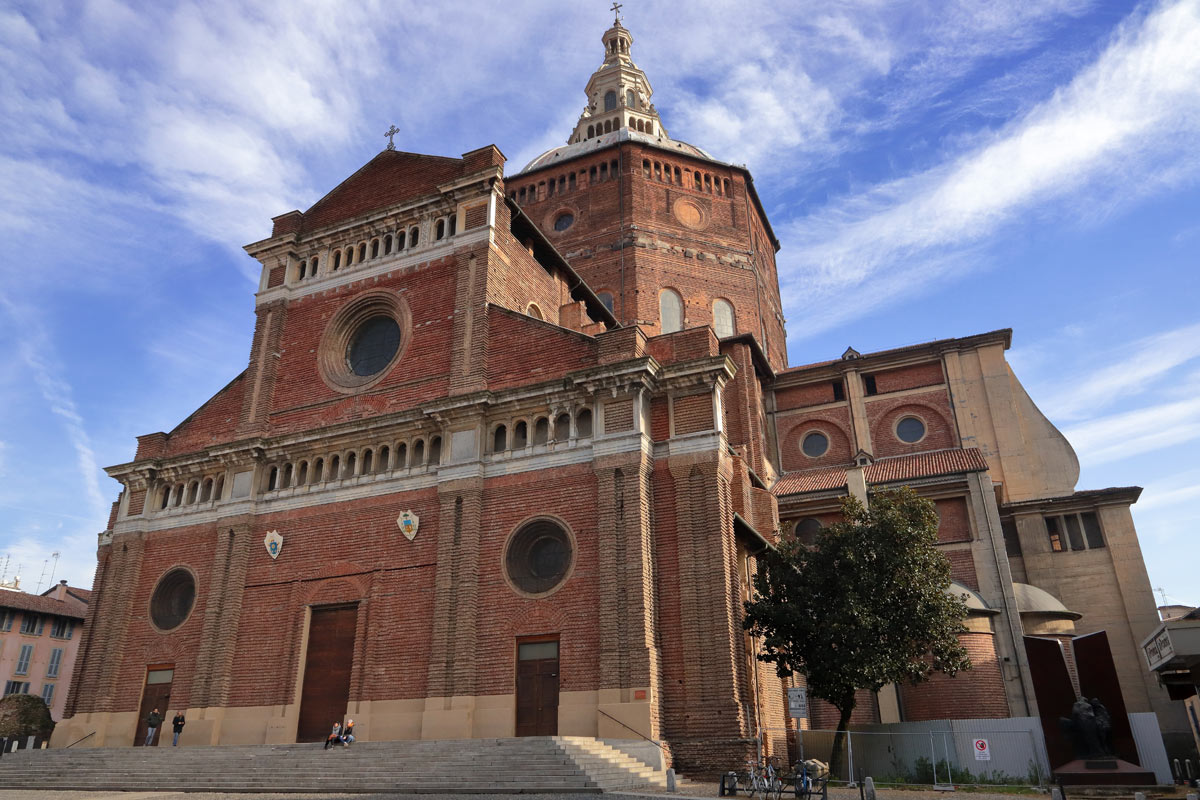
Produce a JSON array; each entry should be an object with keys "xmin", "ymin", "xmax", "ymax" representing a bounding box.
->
[
  {"xmin": 694, "ymin": 171, "xmax": 703, "ymax": 190},
  {"xmin": 384, "ymin": 234, "xmax": 392, "ymax": 254},
  {"xmin": 200, "ymin": 478, "xmax": 213, "ymax": 502},
  {"xmin": 409, "ymin": 228, "xmax": 419, "ymax": 248},
  {"xmin": 587, "ymin": 124, "xmax": 594, "ymax": 138},
  {"xmin": 603, "ymin": 119, "xmax": 612, "ymax": 134},
  {"xmin": 513, "ymin": 420, "xmax": 528, "ymax": 449},
  {"xmin": 554, "ymin": 413, "xmax": 571, "ymax": 441},
  {"xmin": 604, "ymin": 90, "xmax": 616, "ymax": 111},
  {"xmin": 713, "ymin": 298, "xmax": 735, "ymax": 339},
  {"xmin": 267, "ymin": 468, "xmax": 278, "ymax": 492},
  {"xmin": 660, "ymin": 289, "xmax": 683, "ymax": 333},
  {"xmin": 310, "ymin": 255, "xmax": 318, "ymax": 275},
  {"xmin": 576, "ymin": 408, "xmax": 593, "ymax": 438},
  {"xmin": 436, "ymin": 219, "xmax": 445, "ymax": 240},
  {"xmin": 370, "ymin": 239, "xmax": 379, "ymax": 258},
  {"xmin": 346, "ymin": 246, "xmax": 354, "ymax": 265},
  {"xmin": 429, "ymin": 436, "xmax": 442, "ymax": 464},
  {"xmin": 627, "ymin": 89, "xmax": 636, "ymax": 107},
  {"xmin": 299, "ymin": 260, "xmax": 307, "ymax": 280},
  {"xmin": 159, "ymin": 487, "xmax": 170, "ymax": 510},
  {"xmin": 344, "ymin": 452, "xmax": 356, "ymax": 478},
  {"xmin": 527, "ymin": 303, "xmax": 543, "ymax": 320},
  {"xmin": 674, "ymin": 166, "xmax": 681, "ymax": 183},
  {"xmin": 187, "ymin": 481, "xmax": 199, "ymax": 504},
  {"xmin": 533, "ymin": 417, "xmax": 549, "ymax": 445},
  {"xmin": 213, "ymin": 474, "xmax": 224, "ymax": 500},
  {"xmin": 413, "ymin": 439, "xmax": 425, "ymax": 465},
  {"xmin": 597, "ymin": 291, "xmax": 614, "ymax": 313},
  {"xmin": 494, "ymin": 424, "xmax": 507, "ymax": 453},
  {"xmin": 329, "ymin": 455, "xmax": 340, "ymax": 478},
  {"xmin": 396, "ymin": 443, "xmax": 407, "ymax": 468},
  {"xmin": 448, "ymin": 215, "xmax": 456, "ymax": 235},
  {"xmin": 600, "ymin": 162, "xmax": 608, "ymax": 180},
  {"xmin": 173, "ymin": 484, "xmax": 183, "ymax": 506},
  {"xmin": 358, "ymin": 243, "xmax": 367, "ymax": 261},
  {"xmin": 361, "ymin": 449, "xmax": 373, "ymax": 474},
  {"xmin": 281, "ymin": 464, "xmax": 292, "ymax": 489},
  {"xmin": 378, "ymin": 446, "xmax": 389, "ymax": 471},
  {"xmin": 296, "ymin": 462, "xmax": 308, "ymax": 485},
  {"xmin": 333, "ymin": 251, "xmax": 341, "ymax": 271},
  {"xmin": 642, "ymin": 159, "xmax": 650, "ymax": 177},
  {"xmin": 568, "ymin": 173, "xmax": 576, "ymax": 191},
  {"xmin": 313, "ymin": 458, "xmax": 324, "ymax": 482},
  {"xmin": 647, "ymin": 122, "xmax": 654, "ymax": 136}
]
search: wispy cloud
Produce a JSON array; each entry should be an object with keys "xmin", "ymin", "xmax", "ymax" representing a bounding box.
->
[
  {"xmin": 1063, "ymin": 395, "xmax": 1200, "ymax": 465},
  {"xmin": 1037, "ymin": 322, "xmax": 1200, "ymax": 421},
  {"xmin": 781, "ymin": 0, "xmax": 1200, "ymax": 338}
]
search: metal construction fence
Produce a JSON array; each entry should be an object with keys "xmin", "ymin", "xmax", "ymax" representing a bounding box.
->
[{"xmin": 765, "ymin": 718, "xmax": 1051, "ymax": 789}]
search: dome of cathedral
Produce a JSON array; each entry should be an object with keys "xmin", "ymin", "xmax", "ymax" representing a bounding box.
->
[
  {"xmin": 1013, "ymin": 582, "xmax": 1082, "ymax": 620},
  {"xmin": 519, "ymin": 128, "xmax": 716, "ymax": 175}
]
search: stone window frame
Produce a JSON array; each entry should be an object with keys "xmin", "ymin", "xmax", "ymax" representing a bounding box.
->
[
  {"xmin": 894, "ymin": 414, "xmax": 928, "ymax": 444},
  {"xmin": 317, "ymin": 290, "xmax": 413, "ymax": 394},
  {"xmin": 147, "ymin": 564, "xmax": 199, "ymax": 635},
  {"xmin": 800, "ymin": 429, "xmax": 830, "ymax": 459},
  {"xmin": 501, "ymin": 514, "xmax": 578, "ymax": 600}
]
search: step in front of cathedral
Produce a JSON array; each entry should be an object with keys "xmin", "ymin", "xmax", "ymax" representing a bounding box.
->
[{"xmin": 0, "ymin": 736, "xmax": 669, "ymax": 794}]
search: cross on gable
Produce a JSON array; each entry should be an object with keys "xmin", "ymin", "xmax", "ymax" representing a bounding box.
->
[{"xmin": 384, "ymin": 125, "xmax": 400, "ymax": 151}]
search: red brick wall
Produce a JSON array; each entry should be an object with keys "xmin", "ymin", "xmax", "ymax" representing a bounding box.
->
[
  {"xmin": 673, "ymin": 392, "xmax": 714, "ymax": 435},
  {"xmin": 898, "ymin": 632, "xmax": 1008, "ymax": 720},
  {"xmin": 944, "ymin": 549, "xmax": 980, "ymax": 591},
  {"xmin": 935, "ymin": 498, "xmax": 972, "ymax": 544},
  {"xmin": 158, "ymin": 375, "xmax": 247, "ymax": 457},
  {"xmin": 777, "ymin": 408, "xmax": 854, "ymax": 471},
  {"xmin": 776, "ymin": 381, "xmax": 842, "ymax": 411},
  {"xmin": 869, "ymin": 362, "xmax": 944, "ymax": 394},
  {"xmin": 605, "ymin": 399, "xmax": 634, "ymax": 432},
  {"xmin": 864, "ymin": 390, "xmax": 956, "ymax": 459},
  {"xmin": 485, "ymin": 308, "xmax": 598, "ymax": 392},
  {"xmin": 810, "ymin": 690, "xmax": 879, "ymax": 729}
]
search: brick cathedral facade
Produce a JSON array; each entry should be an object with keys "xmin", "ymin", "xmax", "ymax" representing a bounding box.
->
[{"xmin": 54, "ymin": 15, "xmax": 1187, "ymax": 768}]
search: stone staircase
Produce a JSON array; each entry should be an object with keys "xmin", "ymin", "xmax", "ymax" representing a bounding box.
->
[{"xmin": 0, "ymin": 736, "xmax": 668, "ymax": 793}]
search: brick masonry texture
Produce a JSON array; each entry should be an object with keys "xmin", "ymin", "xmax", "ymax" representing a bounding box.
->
[{"xmin": 67, "ymin": 83, "xmax": 1051, "ymax": 769}]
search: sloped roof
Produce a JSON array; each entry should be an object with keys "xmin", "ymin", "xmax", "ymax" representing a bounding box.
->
[
  {"xmin": 772, "ymin": 448, "xmax": 990, "ymax": 497},
  {"xmin": 300, "ymin": 149, "xmax": 466, "ymax": 233},
  {"xmin": 0, "ymin": 586, "xmax": 88, "ymax": 619}
]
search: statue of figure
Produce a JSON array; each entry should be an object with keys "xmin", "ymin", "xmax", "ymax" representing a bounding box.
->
[
  {"xmin": 1059, "ymin": 696, "xmax": 1109, "ymax": 759},
  {"xmin": 1090, "ymin": 698, "xmax": 1114, "ymax": 755},
  {"xmin": 637, "ymin": 88, "xmax": 649, "ymax": 107}
]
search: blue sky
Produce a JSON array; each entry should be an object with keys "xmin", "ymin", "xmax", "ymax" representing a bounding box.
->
[{"xmin": 0, "ymin": 0, "xmax": 1197, "ymax": 606}]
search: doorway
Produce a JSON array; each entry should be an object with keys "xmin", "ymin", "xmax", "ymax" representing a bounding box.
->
[
  {"xmin": 133, "ymin": 665, "xmax": 174, "ymax": 746},
  {"xmin": 296, "ymin": 604, "xmax": 358, "ymax": 742},
  {"xmin": 515, "ymin": 636, "xmax": 559, "ymax": 736}
]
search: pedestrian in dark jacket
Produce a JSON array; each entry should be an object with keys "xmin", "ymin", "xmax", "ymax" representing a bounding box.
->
[
  {"xmin": 144, "ymin": 708, "xmax": 162, "ymax": 747},
  {"xmin": 323, "ymin": 722, "xmax": 341, "ymax": 750},
  {"xmin": 171, "ymin": 711, "xmax": 186, "ymax": 746}
]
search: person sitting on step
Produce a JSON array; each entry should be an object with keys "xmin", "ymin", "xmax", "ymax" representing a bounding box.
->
[
  {"xmin": 341, "ymin": 718, "xmax": 355, "ymax": 747},
  {"xmin": 323, "ymin": 721, "xmax": 341, "ymax": 750}
]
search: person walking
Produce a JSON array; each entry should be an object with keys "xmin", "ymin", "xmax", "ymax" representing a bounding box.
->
[
  {"xmin": 323, "ymin": 722, "xmax": 341, "ymax": 750},
  {"xmin": 144, "ymin": 708, "xmax": 162, "ymax": 747},
  {"xmin": 171, "ymin": 711, "xmax": 186, "ymax": 746}
]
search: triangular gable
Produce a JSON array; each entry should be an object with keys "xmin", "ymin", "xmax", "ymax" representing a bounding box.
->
[{"xmin": 301, "ymin": 150, "xmax": 465, "ymax": 232}]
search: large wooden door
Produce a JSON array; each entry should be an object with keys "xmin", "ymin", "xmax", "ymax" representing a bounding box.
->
[
  {"xmin": 515, "ymin": 637, "xmax": 559, "ymax": 737},
  {"xmin": 296, "ymin": 604, "xmax": 358, "ymax": 742},
  {"xmin": 133, "ymin": 666, "xmax": 174, "ymax": 746}
]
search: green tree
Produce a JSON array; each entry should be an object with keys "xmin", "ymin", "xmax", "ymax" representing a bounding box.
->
[{"xmin": 743, "ymin": 488, "xmax": 971, "ymax": 780}]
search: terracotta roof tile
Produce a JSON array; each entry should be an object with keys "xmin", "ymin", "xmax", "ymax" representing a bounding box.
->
[
  {"xmin": 771, "ymin": 465, "xmax": 849, "ymax": 496},
  {"xmin": 0, "ymin": 586, "xmax": 89, "ymax": 619},
  {"xmin": 865, "ymin": 448, "xmax": 990, "ymax": 483},
  {"xmin": 772, "ymin": 448, "xmax": 990, "ymax": 497}
]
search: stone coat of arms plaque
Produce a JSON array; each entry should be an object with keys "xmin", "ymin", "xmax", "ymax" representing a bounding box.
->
[
  {"xmin": 397, "ymin": 510, "xmax": 419, "ymax": 541},
  {"xmin": 264, "ymin": 530, "xmax": 283, "ymax": 560}
]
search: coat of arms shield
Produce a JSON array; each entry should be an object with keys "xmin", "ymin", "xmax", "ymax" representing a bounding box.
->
[
  {"xmin": 397, "ymin": 510, "xmax": 419, "ymax": 541},
  {"xmin": 264, "ymin": 530, "xmax": 283, "ymax": 560}
]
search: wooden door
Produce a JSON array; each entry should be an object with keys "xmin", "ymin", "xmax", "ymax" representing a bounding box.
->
[
  {"xmin": 296, "ymin": 604, "xmax": 358, "ymax": 742},
  {"xmin": 133, "ymin": 666, "xmax": 174, "ymax": 746},
  {"xmin": 515, "ymin": 638, "xmax": 559, "ymax": 736}
]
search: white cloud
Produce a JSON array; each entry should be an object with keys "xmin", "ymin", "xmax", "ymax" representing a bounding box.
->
[
  {"xmin": 1062, "ymin": 395, "xmax": 1200, "ymax": 465},
  {"xmin": 1037, "ymin": 322, "xmax": 1200, "ymax": 421},
  {"xmin": 781, "ymin": 0, "xmax": 1200, "ymax": 338}
]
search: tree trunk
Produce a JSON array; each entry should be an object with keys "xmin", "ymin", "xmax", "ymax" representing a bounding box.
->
[{"xmin": 828, "ymin": 694, "xmax": 855, "ymax": 782}]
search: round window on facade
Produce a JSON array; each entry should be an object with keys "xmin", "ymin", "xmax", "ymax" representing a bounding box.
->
[
  {"xmin": 896, "ymin": 416, "xmax": 926, "ymax": 443},
  {"xmin": 801, "ymin": 431, "xmax": 829, "ymax": 458},
  {"xmin": 554, "ymin": 213, "xmax": 575, "ymax": 232},
  {"xmin": 318, "ymin": 291, "xmax": 411, "ymax": 393},
  {"xmin": 346, "ymin": 315, "xmax": 401, "ymax": 377},
  {"xmin": 505, "ymin": 518, "xmax": 574, "ymax": 596},
  {"xmin": 150, "ymin": 568, "xmax": 196, "ymax": 632},
  {"xmin": 794, "ymin": 517, "xmax": 823, "ymax": 546}
]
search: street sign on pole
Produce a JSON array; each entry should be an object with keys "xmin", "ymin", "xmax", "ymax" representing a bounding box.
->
[{"xmin": 787, "ymin": 687, "xmax": 808, "ymax": 719}]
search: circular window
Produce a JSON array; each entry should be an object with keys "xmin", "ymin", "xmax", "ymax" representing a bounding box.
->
[
  {"xmin": 318, "ymin": 290, "xmax": 411, "ymax": 393},
  {"xmin": 801, "ymin": 431, "xmax": 829, "ymax": 458},
  {"xmin": 150, "ymin": 568, "xmax": 196, "ymax": 631},
  {"xmin": 554, "ymin": 213, "xmax": 574, "ymax": 231},
  {"xmin": 347, "ymin": 315, "xmax": 401, "ymax": 377},
  {"xmin": 505, "ymin": 518, "xmax": 574, "ymax": 596},
  {"xmin": 794, "ymin": 517, "xmax": 823, "ymax": 545},
  {"xmin": 896, "ymin": 416, "xmax": 926, "ymax": 443}
]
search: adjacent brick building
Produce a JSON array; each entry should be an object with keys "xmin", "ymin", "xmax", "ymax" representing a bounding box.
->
[{"xmin": 53, "ymin": 13, "xmax": 1187, "ymax": 769}]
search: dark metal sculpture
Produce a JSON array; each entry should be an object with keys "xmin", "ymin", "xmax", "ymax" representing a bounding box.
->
[{"xmin": 1060, "ymin": 696, "xmax": 1115, "ymax": 760}]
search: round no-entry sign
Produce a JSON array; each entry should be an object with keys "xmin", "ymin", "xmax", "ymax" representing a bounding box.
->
[{"xmin": 973, "ymin": 738, "xmax": 991, "ymax": 761}]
